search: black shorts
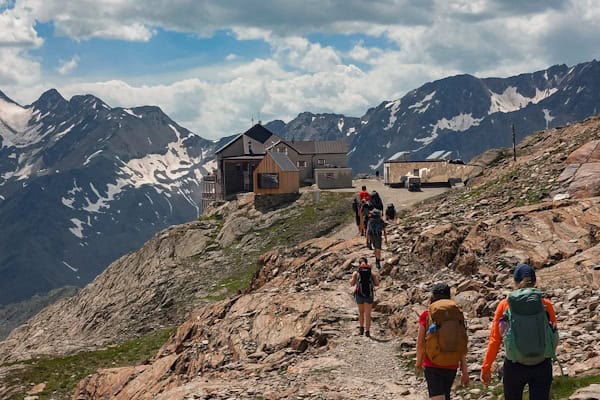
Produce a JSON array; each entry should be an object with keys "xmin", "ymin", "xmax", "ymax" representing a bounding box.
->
[
  {"xmin": 369, "ymin": 235, "xmax": 382, "ymax": 249},
  {"xmin": 424, "ymin": 366, "xmax": 457, "ymax": 400},
  {"xmin": 354, "ymin": 292, "xmax": 373, "ymax": 304}
]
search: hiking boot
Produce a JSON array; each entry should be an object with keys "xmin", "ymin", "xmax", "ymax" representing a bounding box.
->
[
  {"xmin": 358, "ymin": 326, "xmax": 364, "ymax": 336},
  {"xmin": 376, "ymin": 259, "xmax": 381, "ymax": 268},
  {"xmin": 365, "ymin": 330, "xmax": 371, "ymax": 338}
]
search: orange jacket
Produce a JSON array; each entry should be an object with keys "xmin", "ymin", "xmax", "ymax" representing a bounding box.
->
[{"xmin": 481, "ymin": 297, "xmax": 557, "ymax": 374}]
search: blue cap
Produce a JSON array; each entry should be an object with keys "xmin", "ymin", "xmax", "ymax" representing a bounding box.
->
[{"xmin": 514, "ymin": 263, "xmax": 536, "ymax": 283}]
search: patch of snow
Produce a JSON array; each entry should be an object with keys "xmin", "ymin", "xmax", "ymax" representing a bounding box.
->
[
  {"xmin": 564, "ymin": 98, "xmax": 570, "ymax": 105},
  {"xmin": 53, "ymin": 123, "xmax": 75, "ymax": 140},
  {"xmin": 416, "ymin": 113, "xmax": 483, "ymax": 146},
  {"xmin": 408, "ymin": 91, "xmax": 435, "ymax": 113},
  {"xmin": 543, "ymin": 70, "xmax": 548, "ymax": 80},
  {"xmin": 147, "ymin": 137, "xmax": 152, "ymax": 145},
  {"xmin": 202, "ymin": 159, "xmax": 217, "ymax": 173},
  {"xmin": 488, "ymin": 87, "xmax": 557, "ymax": 114},
  {"xmin": 385, "ymin": 141, "xmax": 391, "ymax": 149},
  {"xmin": 83, "ymin": 150, "xmax": 103, "ymax": 166},
  {"xmin": 0, "ymin": 99, "xmax": 47, "ymax": 148},
  {"xmin": 337, "ymin": 119, "xmax": 344, "ymax": 133},
  {"xmin": 62, "ymin": 260, "xmax": 79, "ymax": 272},
  {"xmin": 388, "ymin": 151, "xmax": 409, "ymax": 161},
  {"xmin": 576, "ymin": 86, "xmax": 585, "ymax": 94},
  {"xmin": 346, "ymin": 127, "xmax": 356, "ymax": 136},
  {"xmin": 384, "ymin": 99, "xmax": 402, "ymax": 130},
  {"xmin": 348, "ymin": 146, "xmax": 357, "ymax": 156},
  {"xmin": 369, "ymin": 157, "xmax": 385, "ymax": 170},
  {"xmin": 542, "ymin": 109, "xmax": 555, "ymax": 129},
  {"xmin": 123, "ymin": 108, "xmax": 142, "ymax": 118},
  {"xmin": 0, "ymin": 195, "xmax": 4, "ymax": 200},
  {"xmin": 61, "ymin": 197, "xmax": 75, "ymax": 209},
  {"xmin": 68, "ymin": 218, "xmax": 86, "ymax": 239}
]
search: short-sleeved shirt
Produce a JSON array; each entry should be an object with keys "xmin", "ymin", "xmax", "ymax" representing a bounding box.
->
[
  {"xmin": 419, "ymin": 310, "xmax": 459, "ymax": 370},
  {"xmin": 359, "ymin": 191, "xmax": 371, "ymax": 202}
]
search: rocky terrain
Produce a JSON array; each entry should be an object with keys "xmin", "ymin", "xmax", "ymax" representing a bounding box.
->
[
  {"xmin": 0, "ymin": 191, "xmax": 353, "ymax": 364},
  {"xmin": 64, "ymin": 117, "xmax": 600, "ymax": 399}
]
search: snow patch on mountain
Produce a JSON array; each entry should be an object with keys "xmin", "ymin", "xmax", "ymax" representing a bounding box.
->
[
  {"xmin": 384, "ymin": 99, "xmax": 401, "ymax": 130},
  {"xmin": 69, "ymin": 218, "xmax": 86, "ymax": 239},
  {"xmin": 409, "ymin": 91, "xmax": 435, "ymax": 114},
  {"xmin": 0, "ymin": 99, "xmax": 46, "ymax": 148},
  {"xmin": 337, "ymin": 119, "xmax": 344, "ymax": 133},
  {"xmin": 83, "ymin": 150, "xmax": 103, "ymax": 166},
  {"xmin": 543, "ymin": 109, "xmax": 555, "ymax": 128},
  {"xmin": 415, "ymin": 113, "xmax": 483, "ymax": 146},
  {"xmin": 489, "ymin": 87, "xmax": 558, "ymax": 114}
]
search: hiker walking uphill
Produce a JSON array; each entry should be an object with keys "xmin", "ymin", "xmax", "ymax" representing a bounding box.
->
[
  {"xmin": 416, "ymin": 283, "xmax": 469, "ymax": 400},
  {"xmin": 359, "ymin": 199, "xmax": 372, "ymax": 238},
  {"xmin": 358, "ymin": 185, "xmax": 371, "ymax": 203},
  {"xmin": 370, "ymin": 190, "xmax": 384, "ymax": 212},
  {"xmin": 350, "ymin": 257, "xmax": 379, "ymax": 338},
  {"xmin": 352, "ymin": 198, "xmax": 361, "ymax": 234},
  {"xmin": 480, "ymin": 264, "xmax": 558, "ymax": 400},
  {"xmin": 366, "ymin": 209, "xmax": 387, "ymax": 267}
]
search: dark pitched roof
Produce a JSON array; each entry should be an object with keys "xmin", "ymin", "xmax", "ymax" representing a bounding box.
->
[
  {"xmin": 215, "ymin": 124, "xmax": 277, "ymax": 154},
  {"xmin": 244, "ymin": 124, "xmax": 275, "ymax": 143},
  {"xmin": 267, "ymin": 152, "xmax": 298, "ymax": 172},
  {"xmin": 268, "ymin": 139, "xmax": 348, "ymax": 155}
]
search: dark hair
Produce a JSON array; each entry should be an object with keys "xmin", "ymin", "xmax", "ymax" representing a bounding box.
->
[
  {"xmin": 430, "ymin": 283, "xmax": 451, "ymax": 303},
  {"xmin": 361, "ymin": 186, "xmax": 367, "ymax": 191},
  {"xmin": 358, "ymin": 257, "xmax": 368, "ymax": 265}
]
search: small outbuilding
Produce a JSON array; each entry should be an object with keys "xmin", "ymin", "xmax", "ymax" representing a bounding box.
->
[{"xmin": 253, "ymin": 151, "xmax": 300, "ymax": 194}]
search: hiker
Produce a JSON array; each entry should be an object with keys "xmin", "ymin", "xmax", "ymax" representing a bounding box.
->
[
  {"xmin": 359, "ymin": 199, "xmax": 371, "ymax": 238},
  {"xmin": 370, "ymin": 190, "xmax": 384, "ymax": 211},
  {"xmin": 480, "ymin": 264, "xmax": 558, "ymax": 400},
  {"xmin": 358, "ymin": 185, "xmax": 371, "ymax": 203},
  {"xmin": 416, "ymin": 283, "xmax": 469, "ymax": 400},
  {"xmin": 366, "ymin": 208, "xmax": 387, "ymax": 267},
  {"xmin": 385, "ymin": 203, "xmax": 396, "ymax": 222},
  {"xmin": 352, "ymin": 197, "xmax": 361, "ymax": 234},
  {"xmin": 350, "ymin": 257, "xmax": 380, "ymax": 338}
]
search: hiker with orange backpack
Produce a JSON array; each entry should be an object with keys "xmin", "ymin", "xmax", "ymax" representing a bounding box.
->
[
  {"xmin": 416, "ymin": 283, "xmax": 469, "ymax": 400},
  {"xmin": 480, "ymin": 264, "xmax": 558, "ymax": 400},
  {"xmin": 350, "ymin": 257, "xmax": 380, "ymax": 338}
]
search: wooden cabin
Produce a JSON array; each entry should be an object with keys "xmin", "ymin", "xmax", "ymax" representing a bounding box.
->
[{"xmin": 253, "ymin": 152, "xmax": 299, "ymax": 194}]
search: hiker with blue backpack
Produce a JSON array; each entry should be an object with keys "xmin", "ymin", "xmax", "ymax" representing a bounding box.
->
[
  {"xmin": 480, "ymin": 264, "xmax": 558, "ymax": 400},
  {"xmin": 350, "ymin": 257, "xmax": 380, "ymax": 338}
]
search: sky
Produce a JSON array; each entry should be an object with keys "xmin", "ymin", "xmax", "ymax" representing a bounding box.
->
[{"xmin": 0, "ymin": 0, "xmax": 598, "ymax": 140}]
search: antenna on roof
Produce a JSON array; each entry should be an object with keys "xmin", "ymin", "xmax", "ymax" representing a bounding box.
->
[
  {"xmin": 258, "ymin": 111, "xmax": 262, "ymax": 125},
  {"xmin": 251, "ymin": 113, "xmax": 254, "ymax": 126}
]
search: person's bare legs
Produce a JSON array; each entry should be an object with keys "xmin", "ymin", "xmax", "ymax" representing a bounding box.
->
[
  {"xmin": 364, "ymin": 303, "xmax": 372, "ymax": 334},
  {"xmin": 357, "ymin": 303, "xmax": 365, "ymax": 330}
]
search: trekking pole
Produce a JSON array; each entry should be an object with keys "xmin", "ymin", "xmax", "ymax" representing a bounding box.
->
[{"xmin": 553, "ymin": 357, "xmax": 565, "ymax": 377}]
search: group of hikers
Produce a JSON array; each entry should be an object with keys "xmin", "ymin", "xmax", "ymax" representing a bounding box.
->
[{"xmin": 349, "ymin": 185, "xmax": 559, "ymax": 400}]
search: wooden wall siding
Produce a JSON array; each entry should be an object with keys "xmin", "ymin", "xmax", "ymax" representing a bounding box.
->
[
  {"xmin": 384, "ymin": 161, "xmax": 479, "ymax": 184},
  {"xmin": 253, "ymin": 156, "xmax": 299, "ymax": 194}
]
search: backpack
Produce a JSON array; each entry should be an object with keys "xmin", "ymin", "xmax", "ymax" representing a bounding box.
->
[
  {"xmin": 503, "ymin": 288, "xmax": 558, "ymax": 365},
  {"xmin": 367, "ymin": 215, "xmax": 384, "ymax": 237},
  {"xmin": 385, "ymin": 204, "xmax": 396, "ymax": 220},
  {"xmin": 370, "ymin": 191, "xmax": 383, "ymax": 211},
  {"xmin": 355, "ymin": 267, "xmax": 373, "ymax": 297},
  {"xmin": 425, "ymin": 299, "xmax": 468, "ymax": 366}
]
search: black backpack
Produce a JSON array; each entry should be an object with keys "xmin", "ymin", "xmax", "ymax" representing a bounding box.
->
[
  {"xmin": 367, "ymin": 215, "xmax": 384, "ymax": 237},
  {"xmin": 370, "ymin": 191, "xmax": 383, "ymax": 211},
  {"xmin": 356, "ymin": 267, "xmax": 373, "ymax": 297},
  {"xmin": 385, "ymin": 204, "xmax": 396, "ymax": 220}
]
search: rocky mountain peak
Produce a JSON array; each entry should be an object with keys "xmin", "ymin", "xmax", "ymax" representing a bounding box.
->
[{"xmin": 31, "ymin": 88, "xmax": 68, "ymax": 112}]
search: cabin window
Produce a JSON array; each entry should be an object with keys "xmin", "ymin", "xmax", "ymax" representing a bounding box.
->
[
  {"xmin": 297, "ymin": 160, "xmax": 307, "ymax": 168},
  {"xmin": 277, "ymin": 147, "xmax": 288, "ymax": 154},
  {"xmin": 258, "ymin": 173, "xmax": 279, "ymax": 189},
  {"xmin": 317, "ymin": 159, "xmax": 325, "ymax": 165}
]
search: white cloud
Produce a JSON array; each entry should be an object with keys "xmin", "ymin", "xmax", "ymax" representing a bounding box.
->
[
  {"xmin": 57, "ymin": 56, "xmax": 79, "ymax": 75},
  {"xmin": 225, "ymin": 53, "xmax": 237, "ymax": 61}
]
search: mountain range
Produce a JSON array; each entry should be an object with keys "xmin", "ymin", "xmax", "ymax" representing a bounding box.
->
[{"xmin": 1, "ymin": 59, "xmax": 599, "ymax": 316}]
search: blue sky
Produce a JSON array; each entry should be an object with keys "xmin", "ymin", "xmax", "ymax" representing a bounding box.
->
[{"xmin": 0, "ymin": 0, "xmax": 599, "ymax": 139}]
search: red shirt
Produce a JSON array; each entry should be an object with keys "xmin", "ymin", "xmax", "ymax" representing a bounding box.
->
[
  {"xmin": 419, "ymin": 310, "xmax": 459, "ymax": 369},
  {"xmin": 358, "ymin": 191, "xmax": 371, "ymax": 202}
]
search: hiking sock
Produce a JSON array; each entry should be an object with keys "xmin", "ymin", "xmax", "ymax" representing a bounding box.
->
[{"xmin": 358, "ymin": 326, "xmax": 364, "ymax": 335}]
